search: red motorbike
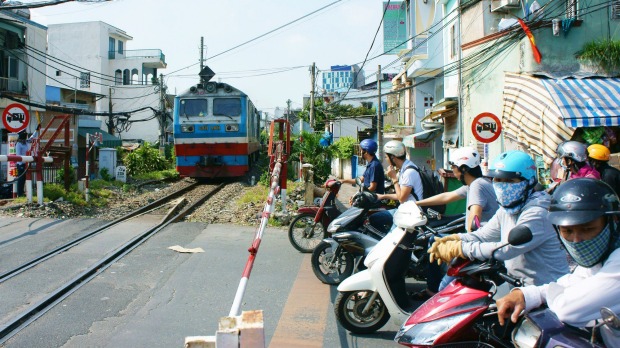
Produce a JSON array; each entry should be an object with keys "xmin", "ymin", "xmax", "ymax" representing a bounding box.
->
[
  {"xmin": 395, "ymin": 225, "xmax": 533, "ymax": 347},
  {"xmin": 288, "ymin": 179, "xmax": 343, "ymax": 253}
]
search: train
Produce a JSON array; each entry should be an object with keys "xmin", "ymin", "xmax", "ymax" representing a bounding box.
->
[{"xmin": 173, "ymin": 75, "xmax": 261, "ymax": 179}]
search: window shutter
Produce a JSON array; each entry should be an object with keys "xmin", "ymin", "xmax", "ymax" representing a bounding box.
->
[{"xmin": 613, "ymin": 0, "xmax": 620, "ymax": 19}]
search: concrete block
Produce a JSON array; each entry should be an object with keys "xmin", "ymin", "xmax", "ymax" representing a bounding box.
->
[{"xmin": 184, "ymin": 336, "xmax": 215, "ymax": 348}]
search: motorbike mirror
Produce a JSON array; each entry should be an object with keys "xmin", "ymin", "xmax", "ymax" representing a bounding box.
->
[
  {"xmin": 508, "ymin": 225, "xmax": 533, "ymax": 246},
  {"xmin": 471, "ymin": 215, "xmax": 481, "ymax": 232},
  {"xmin": 601, "ymin": 307, "xmax": 620, "ymax": 330},
  {"xmin": 355, "ymin": 177, "xmax": 363, "ymax": 191}
]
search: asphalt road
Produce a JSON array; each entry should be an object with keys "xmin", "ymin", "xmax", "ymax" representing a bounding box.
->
[{"xmin": 0, "ymin": 218, "xmax": 410, "ymax": 348}]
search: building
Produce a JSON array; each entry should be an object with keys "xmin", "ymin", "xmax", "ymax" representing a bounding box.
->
[
  {"xmin": 46, "ymin": 21, "xmax": 167, "ymax": 143},
  {"xmin": 321, "ymin": 65, "xmax": 365, "ymax": 93},
  {"xmin": 0, "ymin": 8, "xmax": 47, "ymax": 180}
]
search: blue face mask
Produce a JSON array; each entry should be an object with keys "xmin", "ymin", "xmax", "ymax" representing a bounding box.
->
[
  {"xmin": 493, "ymin": 180, "xmax": 529, "ymax": 214},
  {"xmin": 560, "ymin": 224, "xmax": 611, "ymax": 268}
]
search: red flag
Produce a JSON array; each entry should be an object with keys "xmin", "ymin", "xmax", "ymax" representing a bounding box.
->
[{"xmin": 517, "ymin": 18, "xmax": 542, "ymax": 64}]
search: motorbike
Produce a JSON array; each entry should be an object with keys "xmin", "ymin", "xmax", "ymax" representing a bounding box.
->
[
  {"xmin": 333, "ymin": 201, "xmax": 430, "ymax": 334},
  {"xmin": 312, "ymin": 202, "xmax": 466, "ymax": 285},
  {"xmin": 288, "ymin": 178, "xmax": 343, "ymax": 253},
  {"xmin": 393, "ymin": 225, "xmax": 620, "ymax": 348}
]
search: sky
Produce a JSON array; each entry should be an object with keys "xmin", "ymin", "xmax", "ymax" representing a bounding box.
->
[{"xmin": 28, "ymin": 0, "xmax": 401, "ymax": 115}]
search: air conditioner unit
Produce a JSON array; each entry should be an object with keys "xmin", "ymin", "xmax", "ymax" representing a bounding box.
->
[{"xmin": 491, "ymin": 0, "xmax": 520, "ymax": 12}]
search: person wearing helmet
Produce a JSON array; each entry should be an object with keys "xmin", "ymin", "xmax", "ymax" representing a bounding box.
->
[
  {"xmin": 376, "ymin": 140, "xmax": 423, "ymax": 203},
  {"xmin": 496, "ymin": 178, "xmax": 620, "ymax": 328},
  {"xmin": 417, "ymin": 146, "xmax": 498, "ymax": 232},
  {"xmin": 341, "ymin": 138, "xmax": 385, "ymax": 194},
  {"xmin": 557, "ymin": 140, "xmax": 600, "ymax": 179},
  {"xmin": 588, "ymin": 144, "xmax": 620, "ymax": 197},
  {"xmin": 428, "ymin": 150, "xmax": 569, "ymax": 287}
]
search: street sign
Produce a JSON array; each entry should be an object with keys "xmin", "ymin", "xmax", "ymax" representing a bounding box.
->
[
  {"xmin": 2, "ymin": 103, "xmax": 30, "ymax": 133},
  {"xmin": 472, "ymin": 112, "xmax": 502, "ymax": 143}
]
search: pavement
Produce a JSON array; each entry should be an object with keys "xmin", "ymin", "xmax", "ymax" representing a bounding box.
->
[{"xmin": 334, "ymin": 179, "xmax": 359, "ymax": 211}]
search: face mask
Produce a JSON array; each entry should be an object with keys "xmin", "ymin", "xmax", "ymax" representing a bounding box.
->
[
  {"xmin": 493, "ymin": 180, "xmax": 529, "ymax": 214},
  {"xmin": 560, "ymin": 224, "xmax": 611, "ymax": 268}
]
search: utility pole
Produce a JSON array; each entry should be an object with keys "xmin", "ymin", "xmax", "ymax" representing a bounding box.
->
[
  {"xmin": 377, "ymin": 65, "xmax": 383, "ymax": 158},
  {"xmin": 159, "ymin": 73, "xmax": 166, "ymax": 156},
  {"xmin": 200, "ymin": 37, "xmax": 205, "ymax": 71},
  {"xmin": 108, "ymin": 87, "xmax": 114, "ymax": 134},
  {"xmin": 286, "ymin": 99, "xmax": 291, "ymax": 126},
  {"xmin": 310, "ymin": 62, "xmax": 316, "ymax": 129}
]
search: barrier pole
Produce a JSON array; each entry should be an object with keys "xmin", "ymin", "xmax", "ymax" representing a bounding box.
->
[{"xmin": 229, "ymin": 160, "xmax": 282, "ymax": 317}]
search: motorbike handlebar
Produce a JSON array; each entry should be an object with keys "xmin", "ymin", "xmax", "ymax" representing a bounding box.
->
[{"xmin": 498, "ymin": 272, "xmax": 523, "ymax": 287}]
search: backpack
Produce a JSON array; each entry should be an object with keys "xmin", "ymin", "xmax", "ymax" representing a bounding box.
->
[{"xmin": 403, "ymin": 163, "xmax": 446, "ymax": 214}]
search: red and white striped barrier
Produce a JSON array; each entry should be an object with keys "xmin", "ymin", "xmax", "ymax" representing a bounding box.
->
[{"xmin": 0, "ymin": 155, "xmax": 53, "ymax": 163}]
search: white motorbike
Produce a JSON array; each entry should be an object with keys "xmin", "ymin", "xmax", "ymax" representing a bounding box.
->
[{"xmin": 334, "ymin": 201, "xmax": 427, "ymax": 334}]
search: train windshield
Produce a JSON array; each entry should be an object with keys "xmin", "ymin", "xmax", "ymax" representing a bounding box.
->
[
  {"xmin": 214, "ymin": 98, "xmax": 241, "ymax": 117},
  {"xmin": 180, "ymin": 99, "xmax": 208, "ymax": 117}
]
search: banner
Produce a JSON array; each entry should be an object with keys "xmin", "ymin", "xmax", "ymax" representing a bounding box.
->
[
  {"xmin": 7, "ymin": 133, "xmax": 17, "ymax": 181},
  {"xmin": 383, "ymin": 1, "xmax": 408, "ymax": 54}
]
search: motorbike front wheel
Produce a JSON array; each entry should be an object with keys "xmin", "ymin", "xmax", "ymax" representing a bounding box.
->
[
  {"xmin": 288, "ymin": 213, "xmax": 325, "ymax": 253},
  {"xmin": 311, "ymin": 242, "xmax": 355, "ymax": 285},
  {"xmin": 334, "ymin": 290, "xmax": 390, "ymax": 334}
]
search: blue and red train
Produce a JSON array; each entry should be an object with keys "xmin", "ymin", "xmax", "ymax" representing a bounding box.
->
[{"xmin": 173, "ymin": 76, "xmax": 261, "ymax": 178}]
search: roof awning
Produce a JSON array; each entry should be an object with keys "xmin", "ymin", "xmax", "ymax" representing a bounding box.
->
[
  {"xmin": 502, "ymin": 73, "xmax": 574, "ymax": 165},
  {"xmin": 421, "ymin": 98, "xmax": 458, "ymax": 122},
  {"xmin": 403, "ymin": 128, "xmax": 442, "ymax": 148},
  {"xmin": 78, "ymin": 127, "xmax": 122, "ymax": 148},
  {"xmin": 540, "ymin": 77, "xmax": 620, "ymax": 127}
]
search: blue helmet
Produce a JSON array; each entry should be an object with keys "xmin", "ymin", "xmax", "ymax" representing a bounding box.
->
[
  {"xmin": 360, "ymin": 139, "xmax": 378, "ymax": 154},
  {"xmin": 488, "ymin": 150, "xmax": 537, "ymax": 181}
]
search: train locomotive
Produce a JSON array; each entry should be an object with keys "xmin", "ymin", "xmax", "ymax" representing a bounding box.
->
[{"xmin": 173, "ymin": 72, "xmax": 260, "ymax": 179}]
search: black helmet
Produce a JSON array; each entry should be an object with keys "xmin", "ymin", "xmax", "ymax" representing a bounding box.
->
[{"xmin": 547, "ymin": 178, "xmax": 620, "ymax": 226}]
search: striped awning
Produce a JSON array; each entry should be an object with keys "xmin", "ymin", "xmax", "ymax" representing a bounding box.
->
[
  {"xmin": 502, "ymin": 73, "xmax": 574, "ymax": 165},
  {"xmin": 540, "ymin": 77, "xmax": 620, "ymax": 128}
]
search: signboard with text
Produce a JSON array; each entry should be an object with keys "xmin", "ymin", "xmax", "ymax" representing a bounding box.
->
[
  {"xmin": 472, "ymin": 112, "xmax": 502, "ymax": 143},
  {"xmin": 383, "ymin": 1, "xmax": 407, "ymax": 54}
]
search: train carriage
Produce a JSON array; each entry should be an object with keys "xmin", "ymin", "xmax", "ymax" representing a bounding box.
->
[{"xmin": 173, "ymin": 79, "xmax": 260, "ymax": 178}]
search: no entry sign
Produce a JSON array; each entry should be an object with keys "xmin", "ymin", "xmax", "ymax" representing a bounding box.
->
[
  {"xmin": 2, "ymin": 103, "xmax": 30, "ymax": 133},
  {"xmin": 472, "ymin": 112, "xmax": 502, "ymax": 143}
]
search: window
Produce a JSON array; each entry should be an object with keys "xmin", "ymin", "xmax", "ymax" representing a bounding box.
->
[
  {"xmin": 118, "ymin": 41, "xmax": 123, "ymax": 54},
  {"xmin": 56, "ymin": 70, "xmax": 61, "ymax": 76},
  {"xmin": 115, "ymin": 69, "xmax": 122, "ymax": 85},
  {"xmin": 109, "ymin": 37, "xmax": 116, "ymax": 59},
  {"xmin": 613, "ymin": 0, "xmax": 620, "ymax": 19},
  {"xmin": 180, "ymin": 99, "xmax": 208, "ymax": 117},
  {"xmin": 566, "ymin": 0, "xmax": 578, "ymax": 18},
  {"xmin": 80, "ymin": 72, "xmax": 90, "ymax": 88},
  {"xmin": 213, "ymin": 98, "xmax": 241, "ymax": 116},
  {"xmin": 450, "ymin": 24, "xmax": 457, "ymax": 58},
  {"xmin": 123, "ymin": 69, "xmax": 130, "ymax": 85}
]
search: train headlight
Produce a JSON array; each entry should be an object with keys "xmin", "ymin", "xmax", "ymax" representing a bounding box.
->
[
  {"xmin": 225, "ymin": 124, "xmax": 239, "ymax": 132},
  {"xmin": 181, "ymin": 125, "xmax": 194, "ymax": 133}
]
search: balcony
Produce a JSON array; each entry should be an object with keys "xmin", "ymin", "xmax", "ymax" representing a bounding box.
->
[
  {"xmin": 0, "ymin": 76, "xmax": 26, "ymax": 94},
  {"xmin": 108, "ymin": 49, "xmax": 166, "ymax": 69}
]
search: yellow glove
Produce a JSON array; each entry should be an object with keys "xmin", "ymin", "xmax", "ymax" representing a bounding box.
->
[
  {"xmin": 428, "ymin": 240, "xmax": 464, "ymax": 265},
  {"xmin": 435, "ymin": 234, "xmax": 461, "ymax": 243}
]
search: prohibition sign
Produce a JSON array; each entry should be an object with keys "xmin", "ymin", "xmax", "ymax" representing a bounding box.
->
[
  {"xmin": 472, "ymin": 112, "xmax": 502, "ymax": 143},
  {"xmin": 2, "ymin": 103, "xmax": 30, "ymax": 133}
]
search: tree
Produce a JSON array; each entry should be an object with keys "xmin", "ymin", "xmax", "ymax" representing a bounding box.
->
[{"xmin": 298, "ymin": 98, "xmax": 376, "ymax": 131}]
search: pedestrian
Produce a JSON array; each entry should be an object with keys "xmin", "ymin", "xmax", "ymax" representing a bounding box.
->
[
  {"xmin": 15, "ymin": 131, "xmax": 29, "ymax": 197},
  {"xmin": 587, "ymin": 144, "xmax": 620, "ymax": 197}
]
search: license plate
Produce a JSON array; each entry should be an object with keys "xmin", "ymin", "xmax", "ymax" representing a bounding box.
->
[
  {"xmin": 199, "ymin": 126, "xmax": 209, "ymax": 130},
  {"xmin": 211, "ymin": 125, "xmax": 221, "ymax": 131}
]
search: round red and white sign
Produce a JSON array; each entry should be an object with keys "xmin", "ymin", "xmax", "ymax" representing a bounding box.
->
[
  {"xmin": 2, "ymin": 103, "xmax": 30, "ymax": 133},
  {"xmin": 472, "ymin": 112, "xmax": 502, "ymax": 143}
]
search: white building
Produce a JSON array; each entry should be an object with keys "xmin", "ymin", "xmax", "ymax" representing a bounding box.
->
[{"xmin": 46, "ymin": 21, "xmax": 167, "ymax": 143}]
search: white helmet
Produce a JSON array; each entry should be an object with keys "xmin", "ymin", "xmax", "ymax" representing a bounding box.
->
[
  {"xmin": 384, "ymin": 140, "xmax": 406, "ymax": 157},
  {"xmin": 449, "ymin": 147, "xmax": 481, "ymax": 169}
]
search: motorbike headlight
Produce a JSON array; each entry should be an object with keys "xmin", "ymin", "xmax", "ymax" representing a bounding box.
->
[
  {"xmin": 395, "ymin": 312, "xmax": 472, "ymax": 345},
  {"xmin": 181, "ymin": 125, "xmax": 194, "ymax": 133},
  {"xmin": 512, "ymin": 317, "xmax": 541, "ymax": 348}
]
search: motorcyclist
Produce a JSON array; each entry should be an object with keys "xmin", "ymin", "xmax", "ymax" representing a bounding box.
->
[
  {"xmin": 588, "ymin": 143, "xmax": 620, "ymax": 197},
  {"xmin": 428, "ymin": 150, "xmax": 569, "ymax": 286},
  {"xmin": 497, "ymin": 178, "xmax": 620, "ymax": 328},
  {"xmin": 341, "ymin": 138, "xmax": 385, "ymax": 194},
  {"xmin": 414, "ymin": 147, "xmax": 499, "ymax": 299},
  {"xmin": 557, "ymin": 140, "xmax": 600, "ymax": 180}
]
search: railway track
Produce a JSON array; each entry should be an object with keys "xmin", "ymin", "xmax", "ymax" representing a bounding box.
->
[{"xmin": 0, "ymin": 181, "xmax": 227, "ymax": 344}]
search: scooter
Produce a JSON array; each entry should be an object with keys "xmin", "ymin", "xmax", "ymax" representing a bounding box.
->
[
  {"xmin": 333, "ymin": 201, "xmax": 429, "ymax": 334},
  {"xmin": 288, "ymin": 178, "xmax": 343, "ymax": 253}
]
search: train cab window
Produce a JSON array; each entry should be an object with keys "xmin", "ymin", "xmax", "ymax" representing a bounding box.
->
[
  {"xmin": 180, "ymin": 99, "xmax": 208, "ymax": 117},
  {"xmin": 214, "ymin": 98, "xmax": 241, "ymax": 117}
]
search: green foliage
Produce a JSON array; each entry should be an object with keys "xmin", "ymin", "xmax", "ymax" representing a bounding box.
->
[
  {"xmin": 384, "ymin": 123, "xmax": 393, "ymax": 132},
  {"xmin": 100, "ymin": 167, "xmax": 113, "ymax": 181},
  {"xmin": 577, "ymin": 40, "xmax": 620, "ymax": 73},
  {"xmin": 331, "ymin": 136, "xmax": 356, "ymax": 159},
  {"xmin": 132, "ymin": 169, "xmax": 180, "ymax": 181},
  {"xmin": 298, "ymin": 98, "xmax": 377, "ymax": 131},
  {"xmin": 55, "ymin": 165, "xmax": 76, "ymax": 184},
  {"xmin": 43, "ymin": 184, "xmax": 66, "ymax": 201},
  {"xmin": 291, "ymin": 130, "xmax": 333, "ymax": 183},
  {"xmin": 123, "ymin": 142, "xmax": 171, "ymax": 176}
]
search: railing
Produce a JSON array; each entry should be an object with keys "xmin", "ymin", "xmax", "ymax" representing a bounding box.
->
[{"xmin": 108, "ymin": 49, "xmax": 166, "ymax": 64}]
